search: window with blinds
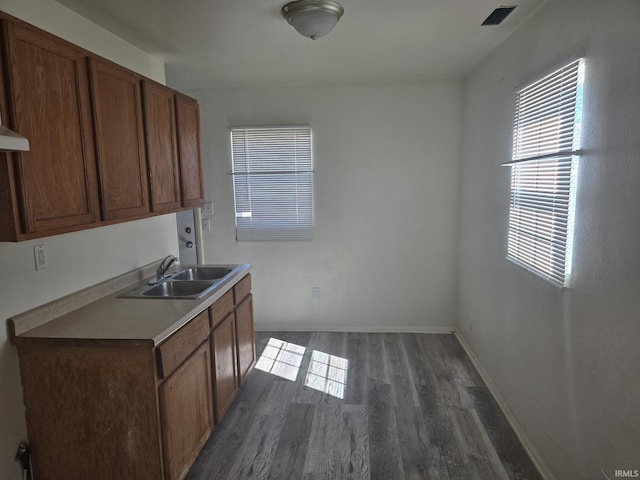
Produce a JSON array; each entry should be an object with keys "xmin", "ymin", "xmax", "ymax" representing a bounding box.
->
[
  {"xmin": 505, "ymin": 58, "xmax": 585, "ymax": 287},
  {"xmin": 230, "ymin": 126, "xmax": 313, "ymax": 241}
]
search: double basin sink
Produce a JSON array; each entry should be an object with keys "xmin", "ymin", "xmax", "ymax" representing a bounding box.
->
[{"xmin": 120, "ymin": 266, "xmax": 236, "ymax": 299}]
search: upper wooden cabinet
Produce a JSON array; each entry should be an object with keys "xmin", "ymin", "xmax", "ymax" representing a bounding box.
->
[
  {"xmin": 142, "ymin": 80, "xmax": 181, "ymax": 214},
  {"xmin": 175, "ymin": 94, "xmax": 205, "ymax": 208},
  {"xmin": 0, "ymin": 12, "xmax": 206, "ymax": 241},
  {"xmin": 89, "ymin": 58, "xmax": 150, "ymax": 221},
  {"xmin": 0, "ymin": 20, "xmax": 100, "ymax": 240}
]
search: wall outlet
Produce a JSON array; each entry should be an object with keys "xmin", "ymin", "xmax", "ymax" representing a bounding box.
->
[
  {"xmin": 202, "ymin": 218, "xmax": 212, "ymax": 232},
  {"xmin": 201, "ymin": 202, "xmax": 214, "ymax": 216},
  {"xmin": 34, "ymin": 245, "xmax": 48, "ymax": 271},
  {"xmin": 312, "ymin": 287, "xmax": 320, "ymax": 300}
]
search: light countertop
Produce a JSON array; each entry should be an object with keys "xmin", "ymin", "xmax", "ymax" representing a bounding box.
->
[{"xmin": 9, "ymin": 262, "xmax": 251, "ymax": 347}]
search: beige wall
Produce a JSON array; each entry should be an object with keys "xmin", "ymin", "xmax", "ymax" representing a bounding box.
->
[
  {"xmin": 185, "ymin": 83, "xmax": 462, "ymax": 332},
  {"xmin": 0, "ymin": 1, "xmax": 177, "ymax": 477},
  {"xmin": 457, "ymin": 1, "xmax": 640, "ymax": 478}
]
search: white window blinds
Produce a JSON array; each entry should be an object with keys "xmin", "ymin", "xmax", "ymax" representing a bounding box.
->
[
  {"xmin": 505, "ymin": 59, "xmax": 584, "ymax": 287},
  {"xmin": 230, "ymin": 126, "xmax": 313, "ymax": 241}
]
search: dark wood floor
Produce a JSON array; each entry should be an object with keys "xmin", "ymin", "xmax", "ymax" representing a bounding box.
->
[{"xmin": 186, "ymin": 332, "xmax": 542, "ymax": 480}]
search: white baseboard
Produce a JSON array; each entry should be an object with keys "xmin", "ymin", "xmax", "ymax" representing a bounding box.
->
[
  {"xmin": 454, "ymin": 331, "xmax": 556, "ymax": 480},
  {"xmin": 255, "ymin": 324, "xmax": 455, "ymax": 334}
]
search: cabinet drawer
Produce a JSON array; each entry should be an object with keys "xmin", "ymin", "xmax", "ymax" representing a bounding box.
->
[
  {"xmin": 234, "ymin": 274, "xmax": 252, "ymax": 305},
  {"xmin": 157, "ymin": 310, "xmax": 209, "ymax": 379},
  {"xmin": 211, "ymin": 289, "xmax": 234, "ymax": 328}
]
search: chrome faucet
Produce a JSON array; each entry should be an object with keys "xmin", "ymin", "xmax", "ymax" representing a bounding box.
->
[{"xmin": 150, "ymin": 255, "xmax": 178, "ymax": 285}]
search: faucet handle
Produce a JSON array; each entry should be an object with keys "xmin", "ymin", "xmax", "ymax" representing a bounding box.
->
[
  {"xmin": 159, "ymin": 254, "xmax": 178, "ymax": 269},
  {"xmin": 149, "ymin": 256, "xmax": 178, "ymax": 285}
]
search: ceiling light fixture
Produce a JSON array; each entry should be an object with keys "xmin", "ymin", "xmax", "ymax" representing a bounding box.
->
[{"xmin": 282, "ymin": 0, "xmax": 344, "ymax": 40}]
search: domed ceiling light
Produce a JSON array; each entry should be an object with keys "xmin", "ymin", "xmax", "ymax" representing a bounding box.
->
[{"xmin": 282, "ymin": 0, "xmax": 344, "ymax": 40}]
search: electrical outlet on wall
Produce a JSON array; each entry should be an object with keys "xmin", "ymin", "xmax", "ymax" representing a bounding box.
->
[
  {"xmin": 201, "ymin": 202, "xmax": 214, "ymax": 216},
  {"xmin": 312, "ymin": 287, "xmax": 320, "ymax": 300},
  {"xmin": 33, "ymin": 245, "xmax": 48, "ymax": 271}
]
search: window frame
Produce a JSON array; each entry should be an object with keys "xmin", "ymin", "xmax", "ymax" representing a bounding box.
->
[
  {"xmin": 229, "ymin": 126, "xmax": 314, "ymax": 242},
  {"xmin": 503, "ymin": 58, "xmax": 585, "ymax": 288}
]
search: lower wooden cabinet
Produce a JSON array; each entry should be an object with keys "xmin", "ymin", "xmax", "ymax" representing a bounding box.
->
[
  {"xmin": 159, "ymin": 341, "xmax": 213, "ymax": 480},
  {"xmin": 15, "ymin": 275, "xmax": 255, "ymax": 480},
  {"xmin": 17, "ymin": 343, "xmax": 164, "ymax": 480},
  {"xmin": 235, "ymin": 294, "xmax": 256, "ymax": 384},
  {"xmin": 209, "ymin": 273, "xmax": 256, "ymax": 420},
  {"xmin": 211, "ymin": 312, "xmax": 239, "ymax": 423},
  {"xmin": 154, "ymin": 309, "xmax": 213, "ymax": 480}
]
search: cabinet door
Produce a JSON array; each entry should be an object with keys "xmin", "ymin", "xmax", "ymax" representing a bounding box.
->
[
  {"xmin": 142, "ymin": 80, "xmax": 181, "ymax": 214},
  {"xmin": 1, "ymin": 21, "xmax": 99, "ymax": 237},
  {"xmin": 159, "ymin": 341, "xmax": 213, "ymax": 480},
  {"xmin": 89, "ymin": 58, "xmax": 150, "ymax": 221},
  {"xmin": 235, "ymin": 294, "xmax": 256, "ymax": 384},
  {"xmin": 211, "ymin": 312, "xmax": 239, "ymax": 423},
  {"xmin": 175, "ymin": 94, "xmax": 204, "ymax": 208}
]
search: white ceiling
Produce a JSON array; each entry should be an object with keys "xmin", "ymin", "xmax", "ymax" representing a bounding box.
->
[{"xmin": 55, "ymin": 0, "xmax": 546, "ymax": 90}]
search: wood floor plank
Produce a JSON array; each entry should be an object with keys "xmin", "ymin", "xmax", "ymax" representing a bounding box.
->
[
  {"xmin": 367, "ymin": 378, "xmax": 394, "ymax": 406},
  {"xmin": 338, "ymin": 404, "xmax": 370, "ymax": 480},
  {"xmin": 467, "ymin": 386, "xmax": 543, "ymax": 480},
  {"xmin": 416, "ymin": 381, "xmax": 443, "ymax": 417},
  {"xmin": 224, "ymin": 402, "xmax": 289, "ymax": 480},
  {"xmin": 366, "ymin": 333, "xmax": 390, "ymax": 383},
  {"xmin": 384, "ymin": 333, "xmax": 421, "ymax": 407},
  {"xmin": 303, "ymin": 403, "xmax": 370, "ymax": 480},
  {"xmin": 267, "ymin": 403, "xmax": 316, "ymax": 480},
  {"xmin": 187, "ymin": 332, "xmax": 543, "ymax": 480},
  {"xmin": 303, "ymin": 402, "xmax": 341, "ymax": 479},
  {"xmin": 399, "ymin": 333, "xmax": 436, "ymax": 387},
  {"xmin": 395, "ymin": 406, "xmax": 452, "ymax": 480},
  {"xmin": 414, "ymin": 335, "xmax": 472, "ymax": 409},
  {"xmin": 266, "ymin": 378, "xmax": 326, "ymax": 405},
  {"xmin": 367, "ymin": 403, "xmax": 405, "ymax": 480},
  {"xmin": 448, "ymin": 406, "xmax": 511, "ymax": 480},
  {"xmin": 344, "ymin": 332, "xmax": 368, "ymax": 405}
]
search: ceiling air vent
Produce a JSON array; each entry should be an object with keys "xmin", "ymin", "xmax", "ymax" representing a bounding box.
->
[{"xmin": 482, "ymin": 6, "xmax": 517, "ymax": 25}]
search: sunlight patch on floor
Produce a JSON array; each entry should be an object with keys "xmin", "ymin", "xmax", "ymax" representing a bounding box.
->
[
  {"xmin": 255, "ymin": 337, "xmax": 306, "ymax": 381},
  {"xmin": 304, "ymin": 350, "xmax": 349, "ymax": 399},
  {"xmin": 255, "ymin": 338, "xmax": 349, "ymax": 398}
]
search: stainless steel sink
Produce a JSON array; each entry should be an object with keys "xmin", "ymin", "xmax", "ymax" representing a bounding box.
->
[
  {"xmin": 120, "ymin": 279, "xmax": 218, "ymax": 299},
  {"xmin": 119, "ymin": 264, "xmax": 244, "ymax": 299},
  {"xmin": 142, "ymin": 280, "xmax": 215, "ymax": 298},
  {"xmin": 172, "ymin": 267, "xmax": 233, "ymax": 281}
]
